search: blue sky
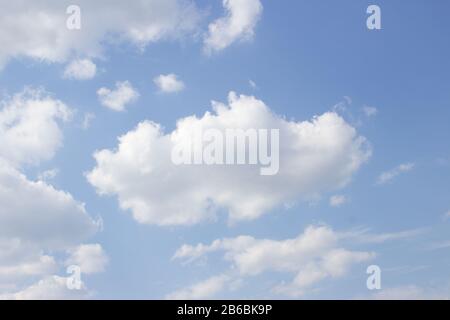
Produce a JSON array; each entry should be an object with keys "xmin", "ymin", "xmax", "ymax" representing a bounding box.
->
[{"xmin": 0, "ymin": 0, "xmax": 449, "ymax": 299}]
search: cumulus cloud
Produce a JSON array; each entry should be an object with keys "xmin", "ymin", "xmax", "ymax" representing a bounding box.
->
[
  {"xmin": 0, "ymin": 0, "xmax": 201, "ymax": 69},
  {"xmin": 377, "ymin": 163, "xmax": 415, "ymax": 185},
  {"xmin": 0, "ymin": 88, "xmax": 104, "ymax": 298},
  {"xmin": 63, "ymin": 59, "xmax": 96, "ymax": 80},
  {"xmin": 97, "ymin": 81, "xmax": 139, "ymax": 112},
  {"xmin": 0, "ymin": 242, "xmax": 58, "ymax": 282},
  {"xmin": 87, "ymin": 92, "xmax": 371, "ymax": 226},
  {"xmin": 0, "ymin": 159, "xmax": 101, "ymax": 295},
  {"xmin": 0, "ymin": 161, "xmax": 99, "ymax": 249},
  {"xmin": 171, "ymin": 225, "xmax": 375, "ymax": 298},
  {"xmin": 204, "ymin": 0, "xmax": 263, "ymax": 53},
  {"xmin": 65, "ymin": 244, "xmax": 108, "ymax": 274},
  {"xmin": 154, "ymin": 74, "xmax": 185, "ymax": 93},
  {"xmin": 0, "ymin": 88, "xmax": 72, "ymax": 167},
  {"xmin": 171, "ymin": 226, "xmax": 423, "ymax": 298}
]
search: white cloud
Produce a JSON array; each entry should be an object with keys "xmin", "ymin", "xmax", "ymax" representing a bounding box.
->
[
  {"xmin": 0, "ymin": 161, "xmax": 99, "ymax": 249},
  {"xmin": 87, "ymin": 92, "xmax": 371, "ymax": 226},
  {"xmin": 0, "ymin": 159, "xmax": 102, "ymax": 297},
  {"xmin": 0, "ymin": 246, "xmax": 57, "ymax": 281},
  {"xmin": 63, "ymin": 59, "xmax": 96, "ymax": 80},
  {"xmin": 153, "ymin": 74, "xmax": 185, "ymax": 93},
  {"xmin": 346, "ymin": 227, "xmax": 425, "ymax": 244},
  {"xmin": 329, "ymin": 195, "xmax": 347, "ymax": 207},
  {"xmin": 97, "ymin": 81, "xmax": 139, "ymax": 112},
  {"xmin": 0, "ymin": 0, "xmax": 201, "ymax": 69},
  {"xmin": 0, "ymin": 276, "xmax": 89, "ymax": 300},
  {"xmin": 362, "ymin": 105, "xmax": 378, "ymax": 117},
  {"xmin": 204, "ymin": 0, "xmax": 263, "ymax": 53},
  {"xmin": 0, "ymin": 88, "xmax": 72, "ymax": 167},
  {"xmin": 377, "ymin": 163, "xmax": 415, "ymax": 185},
  {"xmin": 172, "ymin": 225, "xmax": 375, "ymax": 298},
  {"xmin": 166, "ymin": 274, "xmax": 230, "ymax": 300},
  {"xmin": 0, "ymin": 88, "xmax": 104, "ymax": 298},
  {"xmin": 65, "ymin": 244, "xmax": 108, "ymax": 274},
  {"xmin": 171, "ymin": 226, "xmax": 424, "ymax": 298}
]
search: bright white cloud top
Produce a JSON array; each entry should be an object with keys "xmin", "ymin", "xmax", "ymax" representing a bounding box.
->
[
  {"xmin": 87, "ymin": 92, "xmax": 371, "ymax": 226},
  {"xmin": 97, "ymin": 81, "xmax": 139, "ymax": 112}
]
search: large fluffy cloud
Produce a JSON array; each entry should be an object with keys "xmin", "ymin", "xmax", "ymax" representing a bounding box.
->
[
  {"xmin": 0, "ymin": 161, "xmax": 99, "ymax": 249},
  {"xmin": 204, "ymin": 0, "xmax": 263, "ymax": 53},
  {"xmin": 0, "ymin": 0, "xmax": 201, "ymax": 69},
  {"xmin": 0, "ymin": 89, "xmax": 105, "ymax": 299},
  {"xmin": 171, "ymin": 225, "xmax": 375, "ymax": 298},
  {"xmin": 87, "ymin": 92, "xmax": 371, "ymax": 226},
  {"xmin": 0, "ymin": 158, "xmax": 102, "ymax": 298}
]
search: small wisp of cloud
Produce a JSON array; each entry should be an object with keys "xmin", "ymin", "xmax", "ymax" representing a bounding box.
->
[
  {"xmin": 82, "ymin": 112, "xmax": 95, "ymax": 130},
  {"xmin": 329, "ymin": 195, "xmax": 348, "ymax": 207},
  {"xmin": 377, "ymin": 163, "xmax": 414, "ymax": 185},
  {"xmin": 249, "ymin": 79, "xmax": 258, "ymax": 89},
  {"xmin": 362, "ymin": 105, "xmax": 378, "ymax": 117}
]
